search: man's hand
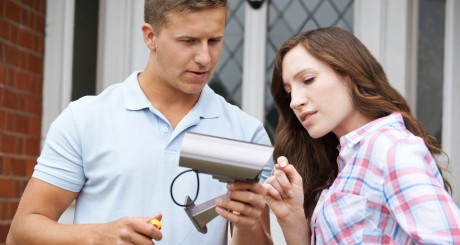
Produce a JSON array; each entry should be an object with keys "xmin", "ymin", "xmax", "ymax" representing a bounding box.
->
[
  {"xmin": 96, "ymin": 214, "xmax": 163, "ymax": 245},
  {"xmin": 214, "ymin": 181, "xmax": 267, "ymax": 230}
]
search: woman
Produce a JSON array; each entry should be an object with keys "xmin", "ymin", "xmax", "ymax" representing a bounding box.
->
[{"xmin": 264, "ymin": 27, "xmax": 460, "ymax": 244}]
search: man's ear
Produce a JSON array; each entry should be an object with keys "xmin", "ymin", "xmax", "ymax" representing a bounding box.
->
[{"xmin": 141, "ymin": 23, "xmax": 157, "ymax": 51}]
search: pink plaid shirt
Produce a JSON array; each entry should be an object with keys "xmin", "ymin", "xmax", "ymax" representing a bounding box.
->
[{"xmin": 310, "ymin": 113, "xmax": 460, "ymax": 244}]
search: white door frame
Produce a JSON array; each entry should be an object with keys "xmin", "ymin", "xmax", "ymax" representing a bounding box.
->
[
  {"xmin": 42, "ymin": 0, "xmax": 75, "ymax": 143},
  {"xmin": 242, "ymin": 1, "xmax": 268, "ymax": 122},
  {"xmin": 442, "ymin": 0, "xmax": 460, "ymax": 203}
]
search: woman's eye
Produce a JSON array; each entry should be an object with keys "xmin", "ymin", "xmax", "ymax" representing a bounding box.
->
[{"xmin": 304, "ymin": 77, "xmax": 314, "ymax": 84}]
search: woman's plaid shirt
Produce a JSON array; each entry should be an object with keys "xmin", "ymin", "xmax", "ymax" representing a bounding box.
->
[{"xmin": 310, "ymin": 113, "xmax": 460, "ymax": 244}]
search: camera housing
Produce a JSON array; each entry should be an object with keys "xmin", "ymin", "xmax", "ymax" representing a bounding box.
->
[{"xmin": 178, "ymin": 132, "xmax": 274, "ymax": 233}]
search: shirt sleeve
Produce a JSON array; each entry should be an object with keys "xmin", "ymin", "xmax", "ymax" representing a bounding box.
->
[
  {"xmin": 251, "ymin": 124, "xmax": 274, "ymax": 183},
  {"xmin": 383, "ymin": 137, "xmax": 460, "ymax": 243},
  {"xmin": 33, "ymin": 104, "xmax": 86, "ymax": 192}
]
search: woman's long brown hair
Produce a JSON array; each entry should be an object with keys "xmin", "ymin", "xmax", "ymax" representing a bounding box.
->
[{"xmin": 270, "ymin": 27, "xmax": 451, "ymax": 222}]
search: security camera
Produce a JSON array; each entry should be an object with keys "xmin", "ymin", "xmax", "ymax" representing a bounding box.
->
[{"xmin": 178, "ymin": 132, "xmax": 273, "ymax": 233}]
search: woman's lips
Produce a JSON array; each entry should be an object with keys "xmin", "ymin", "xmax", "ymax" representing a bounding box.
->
[{"xmin": 299, "ymin": 110, "xmax": 316, "ymax": 127}]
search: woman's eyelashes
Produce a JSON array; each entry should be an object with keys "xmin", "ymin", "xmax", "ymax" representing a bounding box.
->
[{"xmin": 304, "ymin": 77, "xmax": 315, "ymax": 84}]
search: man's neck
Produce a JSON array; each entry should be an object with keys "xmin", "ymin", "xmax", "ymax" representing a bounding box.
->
[{"xmin": 137, "ymin": 71, "xmax": 201, "ymax": 129}]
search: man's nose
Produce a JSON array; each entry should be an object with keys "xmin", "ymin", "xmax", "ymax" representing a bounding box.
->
[{"xmin": 194, "ymin": 44, "xmax": 211, "ymax": 66}]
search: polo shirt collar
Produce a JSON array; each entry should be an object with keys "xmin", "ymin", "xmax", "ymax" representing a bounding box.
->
[{"xmin": 123, "ymin": 72, "xmax": 150, "ymax": 111}]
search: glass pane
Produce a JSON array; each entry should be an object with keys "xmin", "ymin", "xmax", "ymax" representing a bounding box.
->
[
  {"xmin": 71, "ymin": 0, "xmax": 100, "ymax": 101},
  {"xmin": 210, "ymin": 0, "xmax": 245, "ymax": 107},
  {"xmin": 264, "ymin": 0, "xmax": 354, "ymax": 139},
  {"xmin": 416, "ymin": 0, "xmax": 446, "ymax": 146}
]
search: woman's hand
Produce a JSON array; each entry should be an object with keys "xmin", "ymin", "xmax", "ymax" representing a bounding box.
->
[
  {"xmin": 264, "ymin": 156, "xmax": 310, "ymax": 245},
  {"xmin": 263, "ymin": 156, "xmax": 305, "ymax": 221}
]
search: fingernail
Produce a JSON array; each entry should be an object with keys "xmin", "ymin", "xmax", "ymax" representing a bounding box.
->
[
  {"xmin": 215, "ymin": 198, "xmax": 222, "ymax": 205},
  {"xmin": 279, "ymin": 161, "xmax": 287, "ymax": 168},
  {"xmin": 227, "ymin": 183, "xmax": 234, "ymax": 189}
]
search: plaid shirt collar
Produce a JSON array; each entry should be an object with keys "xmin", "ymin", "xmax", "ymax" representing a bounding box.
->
[{"xmin": 337, "ymin": 112, "xmax": 406, "ymax": 171}]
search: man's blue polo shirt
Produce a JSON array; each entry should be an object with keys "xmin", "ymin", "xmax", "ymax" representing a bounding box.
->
[{"xmin": 33, "ymin": 71, "xmax": 272, "ymax": 244}]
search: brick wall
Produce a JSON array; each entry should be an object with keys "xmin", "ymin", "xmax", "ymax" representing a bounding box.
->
[{"xmin": 0, "ymin": 0, "xmax": 46, "ymax": 243}]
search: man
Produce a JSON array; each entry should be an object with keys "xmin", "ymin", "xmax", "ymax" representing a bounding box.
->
[{"xmin": 7, "ymin": 0, "xmax": 273, "ymax": 244}]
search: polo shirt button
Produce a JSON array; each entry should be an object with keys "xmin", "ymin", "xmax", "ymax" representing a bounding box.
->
[{"xmin": 162, "ymin": 127, "xmax": 169, "ymax": 133}]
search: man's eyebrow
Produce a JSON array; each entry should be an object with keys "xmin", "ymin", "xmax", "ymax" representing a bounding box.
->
[{"xmin": 174, "ymin": 34, "xmax": 224, "ymax": 39}]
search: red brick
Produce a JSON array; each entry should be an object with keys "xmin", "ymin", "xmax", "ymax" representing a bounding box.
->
[
  {"xmin": 1, "ymin": 134, "xmax": 17, "ymax": 154},
  {"xmin": 20, "ymin": 0, "xmax": 34, "ymax": 8},
  {"xmin": 4, "ymin": 44, "xmax": 19, "ymax": 67},
  {"xmin": 35, "ymin": 32, "xmax": 44, "ymax": 54},
  {"xmin": 28, "ymin": 53, "xmax": 42, "ymax": 73},
  {"xmin": 9, "ymin": 21, "xmax": 18, "ymax": 43},
  {"xmin": 38, "ymin": 0, "xmax": 45, "ymax": 13},
  {"xmin": 15, "ymin": 179, "xmax": 27, "ymax": 197},
  {"xmin": 11, "ymin": 158, "xmax": 26, "ymax": 177},
  {"xmin": 0, "ymin": 41, "xmax": 4, "ymax": 63},
  {"xmin": 0, "ymin": 202, "xmax": 7, "ymax": 220},
  {"xmin": 21, "ymin": 6, "xmax": 31, "ymax": 26},
  {"xmin": 0, "ymin": 179, "xmax": 15, "ymax": 198},
  {"xmin": 16, "ymin": 136, "xmax": 24, "ymax": 154},
  {"xmin": 0, "ymin": 64, "xmax": 6, "ymax": 84},
  {"xmin": 0, "ymin": 18, "xmax": 9, "ymax": 40},
  {"xmin": 0, "ymin": 223, "xmax": 10, "ymax": 242},
  {"xmin": 1, "ymin": 158, "xmax": 10, "ymax": 175},
  {"xmin": 28, "ymin": 117, "xmax": 40, "ymax": 135},
  {"xmin": 18, "ymin": 27, "xmax": 35, "ymax": 51},
  {"xmin": 34, "ymin": 75, "xmax": 42, "ymax": 95},
  {"xmin": 5, "ymin": 1, "xmax": 21, "ymax": 23},
  {"xmin": 9, "ymin": 202, "xmax": 19, "ymax": 219},
  {"xmin": 25, "ymin": 159, "xmax": 35, "ymax": 176},
  {"xmin": 17, "ymin": 94, "xmax": 26, "ymax": 112},
  {"xmin": 18, "ymin": 50, "xmax": 28, "ymax": 71},
  {"xmin": 16, "ymin": 114, "xmax": 28, "ymax": 134},
  {"xmin": 29, "ymin": 95, "xmax": 41, "ymax": 115},
  {"xmin": 0, "ymin": 0, "xmax": 5, "ymax": 16},
  {"xmin": 3, "ymin": 88, "xmax": 17, "ymax": 110},
  {"xmin": 4, "ymin": 66, "xmax": 15, "ymax": 87},
  {"xmin": 0, "ymin": 110, "xmax": 5, "ymax": 130},
  {"xmin": 5, "ymin": 112, "xmax": 17, "ymax": 132},
  {"xmin": 36, "ymin": 13, "xmax": 45, "ymax": 34},
  {"xmin": 0, "ymin": 157, "xmax": 10, "ymax": 175},
  {"xmin": 16, "ymin": 70, "xmax": 30, "ymax": 92},
  {"xmin": 24, "ymin": 137, "xmax": 39, "ymax": 156}
]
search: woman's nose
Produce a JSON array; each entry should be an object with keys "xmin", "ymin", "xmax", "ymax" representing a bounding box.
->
[{"xmin": 289, "ymin": 90, "xmax": 307, "ymax": 110}]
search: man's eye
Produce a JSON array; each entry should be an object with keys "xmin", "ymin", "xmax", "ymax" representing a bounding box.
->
[
  {"xmin": 181, "ymin": 39, "xmax": 194, "ymax": 44},
  {"xmin": 209, "ymin": 38, "xmax": 222, "ymax": 45}
]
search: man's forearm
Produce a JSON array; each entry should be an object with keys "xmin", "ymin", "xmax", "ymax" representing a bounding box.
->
[{"xmin": 7, "ymin": 214, "xmax": 100, "ymax": 245}]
